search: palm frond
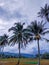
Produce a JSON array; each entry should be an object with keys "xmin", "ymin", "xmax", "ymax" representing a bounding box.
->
[
  {"xmin": 8, "ymin": 27, "xmax": 17, "ymax": 32},
  {"xmin": 0, "ymin": 34, "xmax": 8, "ymax": 46},
  {"xmin": 42, "ymin": 37, "xmax": 49, "ymax": 42},
  {"xmin": 38, "ymin": 4, "xmax": 49, "ymax": 22},
  {"xmin": 42, "ymin": 30, "xmax": 49, "ymax": 35}
]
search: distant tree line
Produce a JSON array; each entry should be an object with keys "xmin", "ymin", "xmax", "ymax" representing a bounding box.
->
[{"xmin": 36, "ymin": 52, "xmax": 49, "ymax": 59}]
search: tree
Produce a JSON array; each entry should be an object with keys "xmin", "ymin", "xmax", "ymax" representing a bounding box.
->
[
  {"xmin": 41, "ymin": 52, "xmax": 49, "ymax": 59},
  {"xmin": 38, "ymin": 4, "xmax": 49, "ymax": 22},
  {"xmin": 0, "ymin": 34, "xmax": 8, "ymax": 58},
  {"xmin": 8, "ymin": 22, "xmax": 30, "ymax": 65},
  {"xmin": 27, "ymin": 20, "xmax": 49, "ymax": 65}
]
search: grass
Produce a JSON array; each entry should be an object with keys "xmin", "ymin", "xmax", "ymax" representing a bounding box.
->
[
  {"xmin": 0, "ymin": 58, "xmax": 49, "ymax": 65},
  {"xmin": 25, "ymin": 61, "xmax": 38, "ymax": 64}
]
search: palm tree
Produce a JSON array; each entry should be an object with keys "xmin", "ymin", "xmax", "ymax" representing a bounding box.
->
[
  {"xmin": 0, "ymin": 34, "xmax": 8, "ymax": 58},
  {"xmin": 27, "ymin": 20, "xmax": 49, "ymax": 65},
  {"xmin": 38, "ymin": 4, "xmax": 49, "ymax": 22},
  {"xmin": 8, "ymin": 22, "xmax": 31, "ymax": 65}
]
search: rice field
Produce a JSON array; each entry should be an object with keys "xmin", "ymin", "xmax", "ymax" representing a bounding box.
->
[{"xmin": 0, "ymin": 58, "xmax": 49, "ymax": 65}]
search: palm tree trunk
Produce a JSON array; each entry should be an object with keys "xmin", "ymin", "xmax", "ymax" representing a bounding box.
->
[
  {"xmin": 0, "ymin": 46, "xmax": 1, "ymax": 58},
  {"xmin": 0, "ymin": 46, "xmax": 3, "ymax": 58},
  {"xmin": 37, "ymin": 39, "xmax": 40, "ymax": 65},
  {"xmin": 17, "ymin": 42, "xmax": 21, "ymax": 65}
]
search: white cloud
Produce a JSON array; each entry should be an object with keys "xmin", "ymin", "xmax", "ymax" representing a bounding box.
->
[
  {"xmin": 0, "ymin": 0, "xmax": 43, "ymax": 21},
  {"xmin": 0, "ymin": 2, "xmax": 4, "ymax": 7}
]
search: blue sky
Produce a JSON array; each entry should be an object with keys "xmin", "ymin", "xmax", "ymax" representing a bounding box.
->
[{"xmin": 0, "ymin": 0, "xmax": 49, "ymax": 54}]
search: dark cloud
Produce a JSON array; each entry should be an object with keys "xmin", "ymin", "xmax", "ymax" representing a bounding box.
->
[{"xmin": 0, "ymin": 7, "xmax": 25, "ymax": 21}]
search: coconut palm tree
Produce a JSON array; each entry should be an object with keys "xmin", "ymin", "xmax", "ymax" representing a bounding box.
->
[
  {"xmin": 8, "ymin": 22, "xmax": 31, "ymax": 65},
  {"xmin": 0, "ymin": 34, "xmax": 8, "ymax": 58},
  {"xmin": 27, "ymin": 20, "xmax": 49, "ymax": 65},
  {"xmin": 38, "ymin": 4, "xmax": 49, "ymax": 22}
]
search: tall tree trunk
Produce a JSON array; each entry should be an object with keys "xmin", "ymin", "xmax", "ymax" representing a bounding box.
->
[
  {"xmin": 37, "ymin": 40, "xmax": 40, "ymax": 65},
  {"xmin": 0, "ymin": 46, "xmax": 3, "ymax": 58},
  {"xmin": 17, "ymin": 42, "xmax": 21, "ymax": 65},
  {"xmin": 0, "ymin": 46, "xmax": 1, "ymax": 58}
]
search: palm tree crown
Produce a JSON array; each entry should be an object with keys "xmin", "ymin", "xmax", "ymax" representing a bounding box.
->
[
  {"xmin": 38, "ymin": 4, "xmax": 49, "ymax": 21},
  {"xmin": 27, "ymin": 20, "xmax": 49, "ymax": 41},
  {"xmin": 8, "ymin": 22, "xmax": 30, "ymax": 47},
  {"xmin": 0, "ymin": 34, "xmax": 8, "ymax": 46}
]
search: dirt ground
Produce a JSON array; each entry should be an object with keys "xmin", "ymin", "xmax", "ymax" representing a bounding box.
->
[{"xmin": 0, "ymin": 58, "xmax": 49, "ymax": 65}]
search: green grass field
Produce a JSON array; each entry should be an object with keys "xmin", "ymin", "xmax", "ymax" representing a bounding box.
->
[{"xmin": 0, "ymin": 58, "xmax": 49, "ymax": 65}]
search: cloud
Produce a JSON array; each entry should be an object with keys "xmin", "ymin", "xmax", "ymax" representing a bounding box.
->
[
  {"xmin": 0, "ymin": 2, "xmax": 4, "ymax": 7},
  {"xmin": 0, "ymin": 0, "xmax": 43, "ymax": 21}
]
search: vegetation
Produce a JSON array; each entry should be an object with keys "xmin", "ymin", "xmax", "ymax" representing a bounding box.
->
[
  {"xmin": 8, "ymin": 22, "xmax": 31, "ymax": 65},
  {"xmin": 0, "ymin": 34, "xmax": 8, "ymax": 47},
  {"xmin": 26, "ymin": 20, "xmax": 49, "ymax": 65},
  {"xmin": 0, "ymin": 34, "xmax": 8, "ymax": 58},
  {"xmin": 41, "ymin": 52, "xmax": 49, "ymax": 59},
  {"xmin": 38, "ymin": 4, "xmax": 49, "ymax": 21}
]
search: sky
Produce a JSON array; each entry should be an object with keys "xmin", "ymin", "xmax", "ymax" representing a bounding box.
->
[{"xmin": 0, "ymin": 0, "xmax": 49, "ymax": 54}]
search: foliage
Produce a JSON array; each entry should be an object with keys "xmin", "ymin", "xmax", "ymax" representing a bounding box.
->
[
  {"xmin": 38, "ymin": 4, "xmax": 49, "ymax": 21},
  {"xmin": 41, "ymin": 52, "xmax": 49, "ymax": 59}
]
